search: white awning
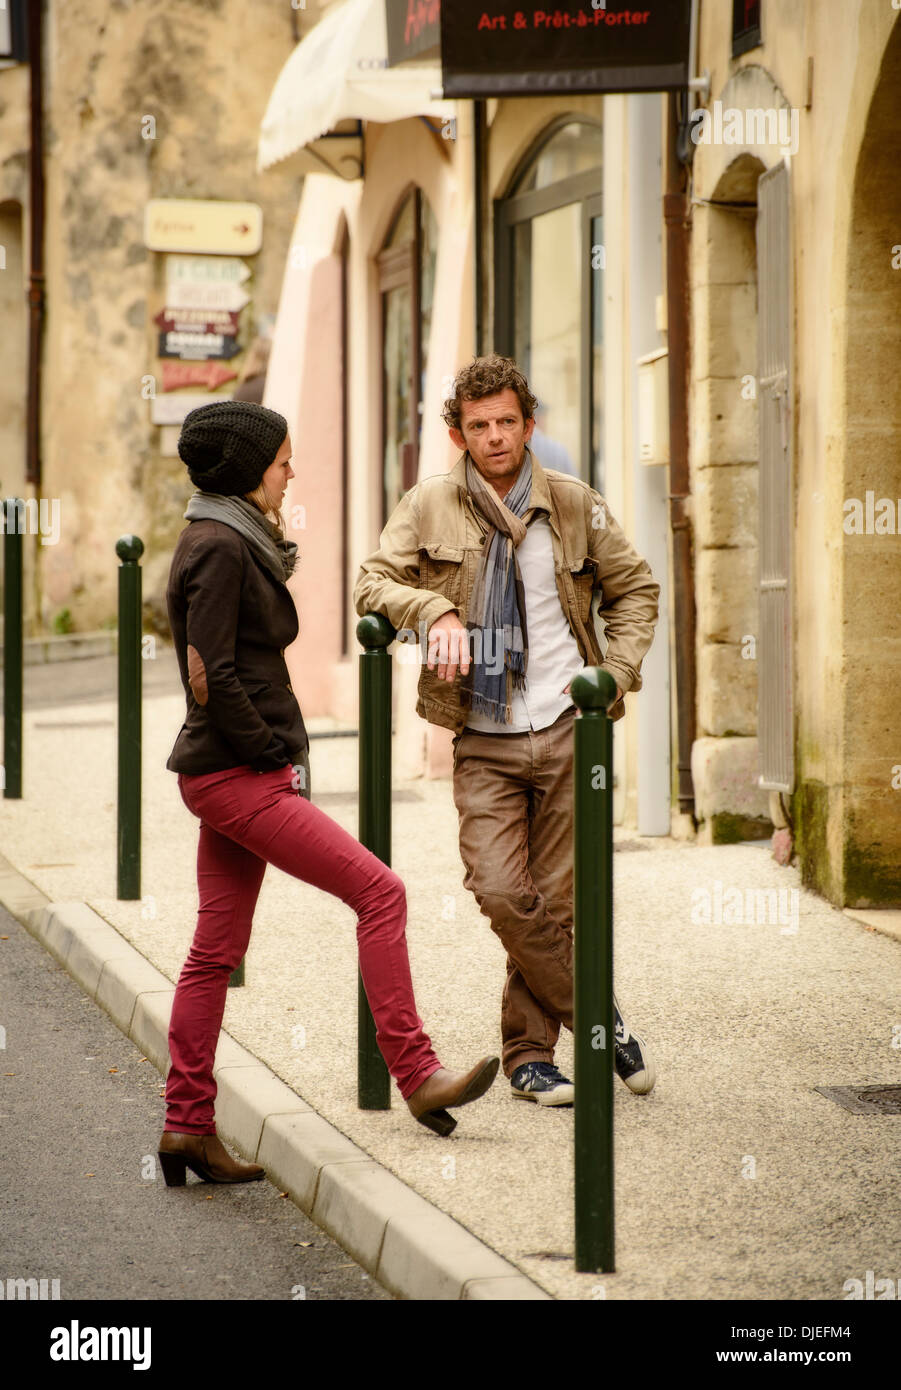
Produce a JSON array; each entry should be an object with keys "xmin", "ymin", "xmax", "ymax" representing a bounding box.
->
[{"xmin": 257, "ymin": 0, "xmax": 454, "ymax": 178}]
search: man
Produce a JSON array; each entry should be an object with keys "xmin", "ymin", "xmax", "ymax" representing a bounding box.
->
[{"xmin": 354, "ymin": 354, "xmax": 660, "ymax": 1107}]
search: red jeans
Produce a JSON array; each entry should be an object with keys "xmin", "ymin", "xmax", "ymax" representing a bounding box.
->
[{"xmin": 165, "ymin": 763, "xmax": 441, "ymax": 1133}]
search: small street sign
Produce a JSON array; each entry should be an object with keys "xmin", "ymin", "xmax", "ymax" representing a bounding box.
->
[
  {"xmin": 144, "ymin": 199, "xmax": 263, "ymax": 254},
  {"xmin": 164, "ymin": 281, "xmax": 251, "ymax": 312},
  {"xmin": 154, "ymin": 307, "xmax": 241, "ymax": 334},
  {"xmin": 151, "ymin": 392, "xmax": 220, "ymax": 426},
  {"xmin": 161, "ymin": 361, "xmax": 239, "ymax": 392},
  {"xmin": 165, "ymin": 254, "xmax": 251, "ymax": 286},
  {"xmin": 157, "ymin": 330, "xmax": 242, "ymax": 360}
]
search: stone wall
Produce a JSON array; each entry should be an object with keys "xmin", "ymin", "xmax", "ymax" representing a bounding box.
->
[
  {"xmin": 689, "ymin": 160, "xmax": 769, "ymax": 842},
  {"xmin": 692, "ymin": 2, "xmax": 901, "ymax": 901},
  {"xmin": 0, "ymin": 0, "xmax": 307, "ymax": 635}
]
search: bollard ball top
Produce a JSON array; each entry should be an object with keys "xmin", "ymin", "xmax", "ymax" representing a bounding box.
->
[
  {"xmin": 116, "ymin": 535, "xmax": 144, "ymax": 562},
  {"xmin": 356, "ymin": 612, "xmax": 396, "ymax": 650},
  {"xmin": 571, "ymin": 667, "xmax": 619, "ymax": 712}
]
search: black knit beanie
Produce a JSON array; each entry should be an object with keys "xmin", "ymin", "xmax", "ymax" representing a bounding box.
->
[{"xmin": 178, "ymin": 401, "xmax": 288, "ymax": 496}]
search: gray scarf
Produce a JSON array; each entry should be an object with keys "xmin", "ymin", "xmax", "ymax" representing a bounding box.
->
[
  {"xmin": 184, "ymin": 491, "xmax": 298, "ymax": 584},
  {"xmin": 462, "ymin": 450, "xmax": 534, "ymax": 723}
]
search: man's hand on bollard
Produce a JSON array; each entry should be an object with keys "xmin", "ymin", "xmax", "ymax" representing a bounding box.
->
[
  {"xmin": 427, "ymin": 612, "xmax": 471, "ymax": 683},
  {"xmin": 564, "ymin": 679, "xmax": 623, "ymax": 704},
  {"xmin": 564, "ymin": 677, "xmax": 624, "ymax": 720}
]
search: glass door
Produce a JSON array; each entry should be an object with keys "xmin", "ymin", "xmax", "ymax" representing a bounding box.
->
[{"xmin": 495, "ymin": 121, "xmax": 604, "ymax": 491}]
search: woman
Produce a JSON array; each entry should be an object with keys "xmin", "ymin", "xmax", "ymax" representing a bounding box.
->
[{"xmin": 159, "ymin": 400, "xmax": 498, "ymax": 1186}]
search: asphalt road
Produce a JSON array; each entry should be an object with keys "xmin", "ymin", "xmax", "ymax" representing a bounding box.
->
[
  {"xmin": 0, "ymin": 904, "xmax": 391, "ymax": 1302},
  {"xmin": 15, "ymin": 647, "xmax": 184, "ymax": 711}
]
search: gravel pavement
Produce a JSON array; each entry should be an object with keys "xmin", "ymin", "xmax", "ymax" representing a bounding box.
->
[{"xmin": 1, "ymin": 648, "xmax": 899, "ymax": 1300}]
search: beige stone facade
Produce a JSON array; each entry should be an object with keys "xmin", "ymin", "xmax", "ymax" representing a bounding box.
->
[
  {"xmin": 3, "ymin": 0, "xmax": 897, "ymax": 907},
  {"xmin": 689, "ymin": 1, "xmax": 901, "ymax": 903}
]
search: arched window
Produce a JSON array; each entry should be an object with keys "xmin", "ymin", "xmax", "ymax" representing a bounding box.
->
[
  {"xmin": 495, "ymin": 120, "xmax": 603, "ymax": 489},
  {"xmin": 377, "ymin": 187, "xmax": 437, "ymax": 524}
]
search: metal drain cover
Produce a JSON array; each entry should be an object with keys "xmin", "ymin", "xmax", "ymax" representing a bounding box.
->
[{"xmin": 814, "ymin": 1084, "xmax": 901, "ymax": 1115}]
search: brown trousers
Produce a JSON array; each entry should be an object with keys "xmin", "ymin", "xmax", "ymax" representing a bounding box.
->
[{"xmin": 451, "ymin": 706, "xmax": 577, "ymax": 1077}]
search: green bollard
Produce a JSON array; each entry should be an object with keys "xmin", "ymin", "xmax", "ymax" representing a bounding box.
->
[
  {"xmin": 116, "ymin": 536, "xmax": 143, "ymax": 900},
  {"xmin": 3, "ymin": 501, "xmax": 24, "ymax": 800},
  {"xmin": 355, "ymin": 613, "xmax": 394, "ymax": 1110},
  {"xmin": 571, "ymin": 667, "xmax": 618, "ymax": 1273}
]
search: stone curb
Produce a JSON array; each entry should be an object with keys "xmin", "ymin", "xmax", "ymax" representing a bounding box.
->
[
  {"xmin": 843, "ymin": 908, "xmax": 901, "ymax": 947},
  {"xmin": 1, "ymin": 859, "xmax": 550, "ymax": 1301}
]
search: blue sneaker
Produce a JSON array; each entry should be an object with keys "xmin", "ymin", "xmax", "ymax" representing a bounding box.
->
[
  {"xmin": 614, "ymin": 993, "xmax": 656, "ymax": 1095},
  {"xmin": 510, "ymin": 1061, "xmax": 574, "ymax": 1107}
]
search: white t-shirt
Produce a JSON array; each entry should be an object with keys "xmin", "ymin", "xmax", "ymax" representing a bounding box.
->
[{"xmin": 465, "ymin": 514, "xmax": 586, "ymax": 734}]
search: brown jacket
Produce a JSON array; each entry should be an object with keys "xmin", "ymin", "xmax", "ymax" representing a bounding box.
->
[
  {"xmin": 353, "ymin": 450, "xmax": 660, "ymax": 733},
  {"xmin": 166, "ymin": 518, "xmax": 308, "ymax": 774}
]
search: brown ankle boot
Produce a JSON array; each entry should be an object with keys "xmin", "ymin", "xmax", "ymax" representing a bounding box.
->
[
  {"xmin": 406, "ymin": 1056, "xmax": 499, "ymax": 1136},
  {"xmin": 158, "ymin": 1130, "xmax": 266, "ymax": 1186}
]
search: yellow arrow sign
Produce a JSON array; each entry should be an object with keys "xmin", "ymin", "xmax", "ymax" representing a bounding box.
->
[{"xmin": 144, "ymin": 200, "xmax": 263, "ymax": 255}]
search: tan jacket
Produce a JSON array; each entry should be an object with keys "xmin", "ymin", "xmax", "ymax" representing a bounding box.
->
[{"xmin": 353, "ymin": 449, "xmax": 660, "ymax": 733}]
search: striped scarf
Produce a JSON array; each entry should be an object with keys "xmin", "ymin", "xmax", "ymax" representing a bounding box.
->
[
  {"xmin": 184, "ymin": 491, "xmax": 298, "ymax": 584},
  {"xmin": 462, "ymin": 451, "xmax": 533, "ymax": 723}
]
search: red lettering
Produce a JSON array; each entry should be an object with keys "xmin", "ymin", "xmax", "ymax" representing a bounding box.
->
[{"xmin": 404, "ymin": 0, "xmax": 440, "ymax": 45}]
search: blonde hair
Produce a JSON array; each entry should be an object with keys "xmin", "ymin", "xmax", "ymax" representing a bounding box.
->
[{"xmin": 244, "ymin": 481, "xmax": 286, "ymax": 532}]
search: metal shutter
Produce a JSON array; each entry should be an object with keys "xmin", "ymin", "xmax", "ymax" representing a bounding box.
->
[{"xmin": 757, "ymin": 159, "xmax": 794, "ymax": 792}]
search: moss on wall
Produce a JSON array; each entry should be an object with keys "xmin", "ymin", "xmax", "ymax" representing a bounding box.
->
[
  {"xmin": 710, "ymin": 812, "xmax": 772, "ymax": 844},
  {"xmin": 843, "ymin": 834, "xmax": 901, "ymax": 908},
  {"xmin": 793, "ymin": 778, "xmax": 836, "ymax": 902}
]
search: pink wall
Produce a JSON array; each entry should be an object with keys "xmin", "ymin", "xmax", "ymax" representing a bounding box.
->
[{"xmin": 278, "ymin": 255, "xmax": 344, "ymax": 718}]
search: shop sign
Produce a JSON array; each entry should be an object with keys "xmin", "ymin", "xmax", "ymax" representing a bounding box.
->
[
  {"xmin": 439, "ymin": 1, "xmax": 691, "ymax": 96},
  {"xmin": 386, "ymin": 0, "xmax": 441, "ymax": 65}
]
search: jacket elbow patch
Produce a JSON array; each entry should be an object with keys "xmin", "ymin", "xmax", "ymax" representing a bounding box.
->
[{"xmin": 187, "ymin": 644, "xmax": 209, "ymax": 706}]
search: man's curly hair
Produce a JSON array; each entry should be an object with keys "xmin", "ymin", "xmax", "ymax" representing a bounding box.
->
[{"xmin": 441, "ymin": 354, "xmax": 538, "ymax": 433}]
